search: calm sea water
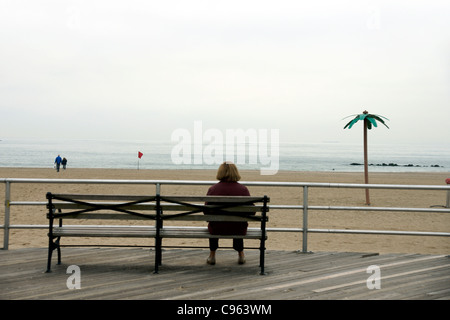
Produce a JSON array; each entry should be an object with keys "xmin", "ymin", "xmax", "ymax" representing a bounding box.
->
[{"xmin": 0, "ymin": 139, "xmax": 449, "ymax": 173}]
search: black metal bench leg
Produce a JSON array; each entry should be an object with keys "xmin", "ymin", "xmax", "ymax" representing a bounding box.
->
[
  {"xmin": 46, "ymin": 238, "xmax": 59, "ymax": 273},
  {"xmin": 154, "ymin": 237, "xmax": 161, "ymax": 274},
  {"xmin": 56, "ymin": 237, "xmax": 61, "ymax": 265},
  {"xmin": 46, "ymin": 236, "xmax": 61, "ymax": 272},
  {"xmin": 259, "ymin": 198, "xmax": 268, "ymax": 275},
  {"xmin": 259, "ymin": 245, "xmax": 265, "ymax": 275},
  {"xmin": 259, "ymin": 235, "xmax": 266, "ymax": 275},
  {"xmin": 46, "ymin": 245, "xmax": 53, "ymax": 273}
]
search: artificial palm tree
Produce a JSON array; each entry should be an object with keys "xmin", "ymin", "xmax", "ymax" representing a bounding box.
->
[{"xmin": 343, "ymin": 110, "xmax": 389, "ymax": 205}]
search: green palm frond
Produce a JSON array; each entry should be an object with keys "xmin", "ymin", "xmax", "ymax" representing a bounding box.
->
[
  {"xmin": 370, "ymin": 114, "xmax": 389, "ymax": 129},
  {"xmin": 367, "ymin": 117, "xmax": 376, "ymax": 129},
  {"xmin": 343, "ymin": 116, "xmax": 360, "ymax": 129},
  {"xmin": 343, "ymin": 111, "xmax": 389, "ymax": 130}
]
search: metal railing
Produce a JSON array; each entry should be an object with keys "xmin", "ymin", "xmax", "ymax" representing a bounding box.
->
[{"xmin": 2, "ymin": 178, "xmax": 450, "ymax": 251}]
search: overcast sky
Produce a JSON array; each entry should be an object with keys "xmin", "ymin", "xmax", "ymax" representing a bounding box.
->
[{"xmin": 1, "ymin": 0, "xmax": 449, "ymax": 145}]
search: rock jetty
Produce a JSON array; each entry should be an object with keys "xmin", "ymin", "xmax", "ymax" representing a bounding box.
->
[{"xmin": 349, "ymin": 163, "xmax": 443, "ymax": 168}]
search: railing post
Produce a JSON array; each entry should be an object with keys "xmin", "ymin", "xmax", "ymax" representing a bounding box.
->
[
  {"xmin": 446, "ymin": 179, "xmax": 450, "ymax": 208},
  {"xmin": 302, "ymin": 186, "xmax": 308, "ymax": 253},
  {"xmin": 3, "ymin": 181, "xmax": 11, "ymax": 250},
  {"xmin": 447, "ymin": 190, "xmax": 449, "ymax": 208}
]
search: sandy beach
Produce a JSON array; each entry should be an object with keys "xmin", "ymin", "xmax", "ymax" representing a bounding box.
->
[{"xmin": 1, "ymin": 167, "xmax": 449, "ymax": 254}]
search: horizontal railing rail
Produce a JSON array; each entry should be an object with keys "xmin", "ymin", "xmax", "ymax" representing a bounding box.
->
[{"xmin": 2, "ymin": 178, "xmax": 450, "ymax": 251}]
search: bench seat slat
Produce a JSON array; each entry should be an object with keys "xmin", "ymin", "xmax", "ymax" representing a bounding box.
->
[
  {"xmin": 51, "ymin": 203, "xmax": 158, "ymax": 210},
  {"xmin": 50, "ymin": 194, "xmax": 156, "ymax": 201},
  {"xmin": 50, "ymin": 213, "xmax": 264, "ymax": 222},
  {"xmin": 53, "ymin": 226, "xmax": 157, "ymax": 238},
  {"xmin": 52, "ymin": 213, "xmax": 157, "ymax": 220},
  {"xmin": 163, "ymin": 215, "xmax": 265, "ymax": 222},
  {"xmin": 50, "ymin": 194, "xmax": 266, "ymax": 203},
  {"xmin": 161, "ymin": 196, "xmax": 266, "ymax": 203},
  {"xmin": 160, "ymin": 227, "xmax": 264, "ymax": 239},
  {"xmin": 51, "ymin": 202, "xmax": 266, "ymax": 212},
  {"xmin": 53, "ymin": 226, "xmax": 265, "ymax": 239}
]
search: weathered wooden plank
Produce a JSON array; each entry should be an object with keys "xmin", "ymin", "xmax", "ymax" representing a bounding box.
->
[
  {"xmin": 162, "ymin": 214, "xmax": 265, "ymax": 221},
  {"xmin": 160, "ymin": 227, "xmax": 264, "ymax": 239},
  {"xmin": 52, "ymin": 203, "xmax": 266, "ymax": 213},
  {"xmin": 50, "ymin": 194, "xmax": 156, "ymax": 201},
  {"xmin": 52, "ymin": 213, "xmax": 157, "ymax": 220},
  {"xmin": 161, "ymin": 195, "xmax": 269, "ymax": 203},
  {"xmin": 53, "ymin": 226, "xmax": 157, "ymax": 237},
  {"xmin": 1, "ymin": 248, "xmax": 449, "ymax": 300},
  {"xmin": 51, "ymin": 226, "xmax": 264, "ymax": 239}
]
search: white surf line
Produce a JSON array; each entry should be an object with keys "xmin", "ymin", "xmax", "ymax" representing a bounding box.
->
[
  {"xmin": 264, "ymin": 255, "xmax": 446, "ymax": 291},
  {"xmin": 313, "ymin": 264, "xmax": 449, "ymax": 293}
]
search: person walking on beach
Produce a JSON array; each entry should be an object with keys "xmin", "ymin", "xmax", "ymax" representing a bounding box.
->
[
  {"xmin": 54, "ymin": 155, "xmax": 62, "ymax": 172},
  {"xmin": 205, "ymin": 161, "xmax": 253, "ymax": 265},
  {"xmin": 62, "ymin": 157, "xmax": 67, "ymax": 170}
]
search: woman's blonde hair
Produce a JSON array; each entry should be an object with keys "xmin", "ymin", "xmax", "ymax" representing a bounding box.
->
[{"xmin": 216, "ymin": 161, "xmax": 241, "ymax": 182}]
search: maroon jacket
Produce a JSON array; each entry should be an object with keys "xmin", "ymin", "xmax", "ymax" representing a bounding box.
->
[{"xmin": 206, "ymin": 182, "xmax": 251, "ymax": 235}]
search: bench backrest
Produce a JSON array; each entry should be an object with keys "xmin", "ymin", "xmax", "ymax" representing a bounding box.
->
[{"xmin": 46, "ymin": 193, "xmax": 270, "ymax": 223}]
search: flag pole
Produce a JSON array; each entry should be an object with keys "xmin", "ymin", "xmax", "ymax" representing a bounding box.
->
[{"xmin": 137, "ymin": 151, "xmax": 143, "ymax": 170}]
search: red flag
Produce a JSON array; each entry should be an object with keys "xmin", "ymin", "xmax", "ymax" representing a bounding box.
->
[{"xmin": 138, "ymin": 151, "xmax": 143, "ymax": 159}]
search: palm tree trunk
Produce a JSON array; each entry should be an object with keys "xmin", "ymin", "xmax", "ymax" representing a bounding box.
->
[{"xmin": 363, "ymin": 119, "xmax": 370, "ymax": 205}]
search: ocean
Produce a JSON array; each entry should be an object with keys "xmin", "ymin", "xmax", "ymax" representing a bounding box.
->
[{"xmin": 0, "ymin": 138, "xmax": 449, "ymax": 173}]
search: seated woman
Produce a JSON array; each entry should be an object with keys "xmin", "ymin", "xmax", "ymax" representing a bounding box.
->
[{"xmin": 205, "ymin": 161, "xmax": 252, "ymax": 265}]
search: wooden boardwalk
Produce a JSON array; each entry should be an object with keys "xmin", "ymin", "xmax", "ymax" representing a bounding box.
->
[{"xmin": 1, "ymin": 247, "xmax": 449, "ymax": 300}]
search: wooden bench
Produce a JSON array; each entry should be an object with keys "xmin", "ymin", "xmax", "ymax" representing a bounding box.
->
[{"xmin": 46, "ymin": 192, "xmax": 270, "ymax": 274}]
